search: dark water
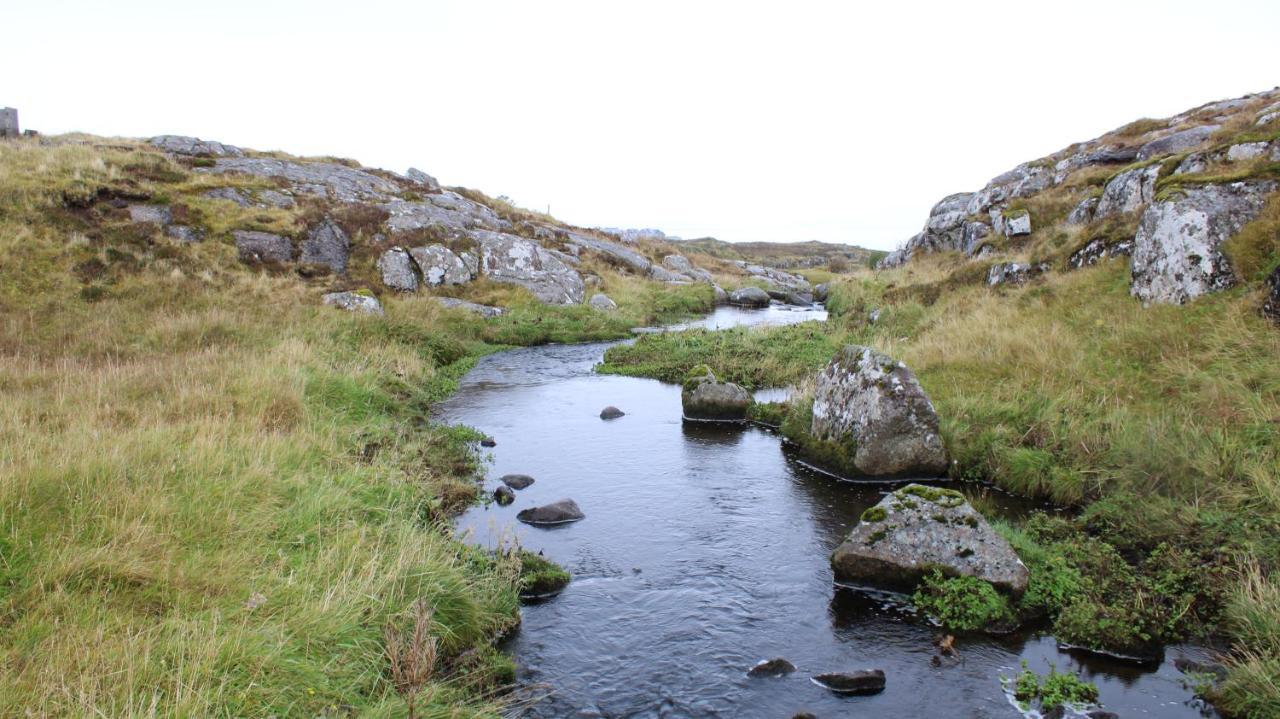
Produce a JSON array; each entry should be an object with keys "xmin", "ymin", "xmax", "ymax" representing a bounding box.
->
[{"xmin": 443, "ymin": 305, "xmax": 1217, "ymax": 718}]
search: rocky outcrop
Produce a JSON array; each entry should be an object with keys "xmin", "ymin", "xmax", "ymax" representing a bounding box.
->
[
  {"xmin": 588, "ymin": 293, "xmax": 617, "ymax": 311},
  {"xmin": 987, "ymin": 262, "xmax": 1048, "ymax": 286},
  {"xmin": 128, "ymin": 204, "xmax": 172, "ymax": 224},
  {"xmin": 662, "ymin": 254, "xmax": 712, "ymax": 282},
  {"xmin": 729, "ymin": 286, "xmax": 770, "ymax": 307},
  {"xmin": 378, "ymin": 248, "xmax": 418, "ymax": 292},
  {"xmin": 206, "ymin": 157, "xmax": 403, "ymax": 203},
  {"xmin": 167, "ymin": 225, "xmax": 202, "ymax": 243},
  {"xmin": 830, "ymin": 484, "xmax": 1029, "ymax": 595},
  {"xmin": 735, "ymin": 262, "xmax": 810, "ymax": 291},
  {"xmin": 474, "ymin": 231, "xmax": 585, "ymax": 304},
  {"xmin": 1068, "ymin": 238, "xmax": 1132, "ymax": 269},
  {"xmin": 564, "ymin": 232, "xmax": 651, "ymax": 274},
  {"xmin": 405, "ymin": 167, "xmax": 441, "ymax": 192},
  {"xmin": 300, "ymin": 220, "xmax": 350, "ymax": 274},
  {"xmin": 151, "ymin": 135, "xmax": 243, "ymax": 157},
  {"xmin": 517, "ymin": 498, "xmax": 585, "ymax": 526},
  {"xmin": 649, "ymin": 265, "xmax": 690, "ymax": 283},
  {"xmin": 322, "ymin": 291, "xmax": 383, "ymax": 315},
  {"xmin": 432, "ymin": 297, "xmax": 504, "ymax": 318},
  {"xmin": 1095, "ymin": 164, "xmax": 1160, "ymax": 219},
  {"xmin": 713, "ymin": 285, "xmax": 729, "ymax": 304},
  {"xmin": 1066, "ymin": 196, "xmax": 1099, "ymax": 225},
  {"xmin": 1136, "ymin": 125, "xmax": 1220, "ymax": 161},
  {"xmin": 234, "ymin": 230, "xmax": 293, "ymax": 264},
  {"xmin": 381, "ymin": 193, "xmax": 510, "ymax": 236},
  {"xmin": 1131, "ymin": 181, "xmax": 1276, "ymax": 304},
  {"xmin": 409, "ymin": 245, "xmax": 471, "ymax": 286},
  {"xmin": 810, "ymin": 346, "xmax": 947, "ymax": 477},
  {"xmin": 681, "ymin": 367, "xmax": 750, "ymax": 422}
]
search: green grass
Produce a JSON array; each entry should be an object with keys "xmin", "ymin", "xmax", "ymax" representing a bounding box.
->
[{"xmin": 912, "ymin": 569, "xmax": 1014, "ymax": 632}]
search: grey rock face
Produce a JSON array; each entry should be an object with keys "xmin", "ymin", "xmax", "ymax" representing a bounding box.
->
[
  {"xmin": 1095, "ymin": 164, "xmax": 1161, "ymax": 218},
  {"xmin": 474, "ymin": 231, "xmax": 585, "ymax": 304},
  {"xmin": 1227, "ymin": 142, "xmax": 1270, "ymax": 162},
  {"xmin": 322, "ymin": 291, "xmax": 384, "ymax": 315},
  {"xmin": 207, "ymin": 157, "xmax": 402, "ymax": 203},
  {"xmin": 150, "ymin": 135, "xmax": 244, "ymax": 157},
  {"xmin": 962, "ymin": 221, "xmax": 992, "ymax": 255},
  {"xmin": 682, "ymin": 368, "xmax": 751, "ymax": 422},
  {"xmin": 166, "ymin": 225, "xmax": 203, "ymax": 243},
  {"xmin": 1068, "ymin": 238, "xmax": 1133, "ymax": 269},
  {"xmin": 1256, "ymin": 102, "xmax": 1280, "ymax": 127},
  {"xmin": 564, "ymin": 232, "xmax": 651, "ymax": 274},
  {"xmin": 258, "ymin": 189, "xmax": 295, "ymax": 208},
  {"xmin": 1175, "ymin": 154, "xmax": 1209, "ymax": 176},
  {"xmin": 405, "ymin": 167, "xmax": 441, "ymax": 192},
  {"xmin": 987, "ymin": 262, "xmax": 1049, "ymax": 286},
  {"xmin": 811, "ymin": 346, "xmax": 947, "ymax": 477},
  {"xmin": 300, "ymin": 220, "xmax": 350, "ymax": 274},
  {"xmin": 378, "ymin": 248, "xmax": 419, "ymax": 292},
  {"xmin": 382, "ymin": 192, "xmax": 509, "ymax": 236},
  {"xmin": 649, "ymin": 265, "xmax": 690, "ymax": 282},
  {"xmin": 517, "ymin": 498, "xmax": 585, "ymax": 526},
  {"xmin": 203, "ymin": 187, "xmax": 252, "ymax": 207},
  {"xmin": 408, "ymin": 245, "xmax": 471, "ymax": 286},
  {"xmin": 588, "ymin": 293, "xmax": 618, "ymax": 311},
  {"xmin": 877, "ymin": 248, "xmax": 910, "ymax": 269},
  {"xmin": 1066, "ymin": 197, "xmax": 1099, "ymax": 225},
  {"xmin": 830, "ymin": 484, "xmax": 1029, "ymax": 595},
  {"xmin": 1131, "ymin": 181, "xmax": 1277, "ymax": 304},
  {"xmin": 1263, "ymin": 266, "xmax": 1280, "ymax": 323},
  {"xmin": 128, "ymin": 204, "xmax": 172, "ymax": 224},
  {"xmin": 811, "ymin": 670, "xmax": 886, "ymax": 695},
  {"xmin": 1136, "ymin": 125, "xmax": 1220, "ymax": 161},
  {"xmin": 728, "ymin": 286, "xmax": 771, "ymax": 307},
  {"xmin": 1003, "ymin": 212, "xmax": 1031, "ymax": 237},
  {"xmin": 663, "ymin": 254, "xmax": 713, "ymax": 282},
  {"xmin": 432, "ymin": 297, "xmax": 505, "ymax": 318},
  {"xmin": 234, "ymin": 230, "xmax": 294, "ymax": 264}
]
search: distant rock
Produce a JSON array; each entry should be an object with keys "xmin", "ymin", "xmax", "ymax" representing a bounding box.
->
[
  {"xmin": 500, "ymin": 474, "xmax": 535, "ymax": 490},
  {"xmin": 649, "ymin": 265, "xmax": 690, "ymax": 282},
  {"xmin": 588, "ymin": 293, "xmax": 618, "ymax": 311},
  {"xmin": 405, "ymin": 167, "xmax": 441, "ymax": 192},
  {"xmin": 1136, "ymin": 125, "xmax": 1220, "ymax": 161},
  {"xmin": 207, "ymin": 156, "xmax": 402, "ymax": 204},
  {"xmin": 409, "ymin": 244, "xmax": 472, "ymax": 286},
  {"xmin": 811, "ymin": 670, "xmax": 885, "ymax": 695},
  {"xmin": 378, "ymin": 248, "xmax": 418, "ymax": 292},
  {"xmin": 300, "ymin": 220, "xmax": 350, "ymax": 274},
  {"xmin": 433, "ymin": 297, "xmax": 505, "ymax": 318},
  {"xmin": 322, "ymin": 291, "xmax": 383, "ymax": 315},
  {"xmin": 600, "ymin": 406, "xmax": 625, "ymax": 420},
  {"xmin": 1265, "ymin": 266, "xmax": 1280, "ymax": 323},
  {"xmin": 474, "ymin": 230, "xmax": 585, "ymax": 304},
  {"xmin": 682, "ymin": 367, "xmax": 750, "ymax": 422},
  {"xmin": 564, "ymin": 232, "xmax": 652, "ymax": 274},
  {"xmin": 203, "ymin": 187, "xmax": 252, "ymax": 207},
  {"xmin": 1257, "ymin": 102, "xmax": 1280, "ymax": 127},
  {"xmin": 729, "ymin": 286, "xmax": 771, "ymax": 307},
  {"xmin": 127, "ymin": 204, "xmax": 172, "ymax": 225},
  {"xmin": 830, "ymin": 484, "xmax": 1029, "ymax": 595},
  {"xmin": 234, "ymin": 230, "xmax": 294, "ymax": 264},
  {"xmin": 1095, "ymin": 164, "xmax": 1160, "ymax": 219},
  {"xmin": 748, "ymin": 658, "xmax": 796, "ymax": 678},
  {"xmin": 784, "ymin": 291, "xmax": 814, "ymax": 306},
  {"xmin": 987, "ymin": 262, "xmax": 1048, "ymax": 286},
  {"xmin": 663, "ymin": 254, "xmax": 712, "ymax": 282},
  {"xmin": 381, "ymin": 193, "xmax": 510, "ymax": 235},
  {"xmin": 517, "ymin": 498, "xmax": 585, "ymax": 526},
  {"xmin": 166, "ymin": 225, "xmax": 202, "ymax": 243},
  {"xmin": 810, "ymin": 346, "xmax": 947, "ymax": 477},
  {"xmin": 1131, "ymin": 180, "xmax": 1277, "ymax": 304},
  {"xmin": 150, "ymin": 135, "xmax": 243, "ymax": 157}
]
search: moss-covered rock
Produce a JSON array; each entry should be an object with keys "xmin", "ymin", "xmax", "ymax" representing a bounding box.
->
[{"xmin": 518, "ymin": 550, "xmax": 571, "ymax": 600}]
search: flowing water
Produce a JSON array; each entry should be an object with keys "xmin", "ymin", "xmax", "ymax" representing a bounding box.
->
[{"xmin": 443, "ymin": 305, "xmax": 1218, "ymax": 718}]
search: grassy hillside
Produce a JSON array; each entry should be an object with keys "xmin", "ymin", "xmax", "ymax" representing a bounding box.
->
[
  {"xmin": 672, "ymin": 237, "xmax": 883, "ymax": 270},
  {"xmin": 602, "ymin": 253, "xmax": 1280, "ymax": 716},
  {"xmin": 0, "ymin": 137, "xmax": 713, "ymax": 716}
]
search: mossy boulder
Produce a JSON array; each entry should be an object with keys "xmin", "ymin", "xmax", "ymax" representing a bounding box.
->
[
  {"xmin": 518, "ymin": 550, "xmax": 571, "ymax": 600},
  {"xmin": 808, "ymin": 345, "xmax": 947, "ymax": 478},
  {"xmin": 831, "ymin": 484, "xmax": 1028, "ymax": 596},
  {"xmin": 681, "ymin": 367, "xmax": 750, "ymax": 422}
]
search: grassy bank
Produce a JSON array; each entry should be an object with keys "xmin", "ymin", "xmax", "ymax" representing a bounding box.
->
[
  {"xmin": 0, "ymin": 138, "xmax": 711, "ymax": 716},
  {"xmin": 601, "ymin": 256, "xmax": 1280, "ymax": 715}
]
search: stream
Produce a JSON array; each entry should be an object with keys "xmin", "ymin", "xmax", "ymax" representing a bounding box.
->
[{"xmin": 442, "ymin": 305, "xmax": 1218, "ymax": 718}]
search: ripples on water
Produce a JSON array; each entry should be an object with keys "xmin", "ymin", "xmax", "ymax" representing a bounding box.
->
[{"xmin": 442, "ymin": 305, "xmax": 1217, "ymax": 718}]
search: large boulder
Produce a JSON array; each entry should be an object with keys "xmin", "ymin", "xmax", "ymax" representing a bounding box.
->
[
  {"xmin": 810, "ymin": 346, "xmax": 947, "ymax": 477},
  {"xmin": 300, "ymin": 220, "xmax": 350, "ymax": 274},
  {"xmin": 474, "ymin": 231, "xmax": 585, "ymax": 304},
  {"xmin": 405, "ymin": 167, "xmax": 441, "ymax": 192},
  {"xmin": 681, "ymin": 367, "xmax": 750, "ymax": 422},
  {"xmin": 588, "ymin": 293, "xmax": 617, "ymax": 311},
  {"xmin": 1131, "ymin": 181, "xmax": 1277, "ymax": 304},
  {"xmin": 409, "ymin": 244, "xmax": 471, "ymax": 286},
  {"xmin": 517, "ymin": 498, "xmax": 585, "ymax": 526},
  {"xmin": 830, "ymin": 484, "xmax": 1029, "ymax": 595},
  {"xmin": 729, "ymin": 286, "xmax": 770, "ymax": 307},
  {"xmin": 1095, "ymin": 164, "xmax": 1160, "ymax": 219},
  {"xmin": 234, "ymin": 230, "xmax": 294, "ymax": 264},
  {"xmin": 378, "ymin": 248, "xmax": 418, "ymax": 292}
]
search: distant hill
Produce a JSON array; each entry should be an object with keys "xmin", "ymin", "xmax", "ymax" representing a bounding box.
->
[{"xmin": 671, "ymin": 237, "xmax": 884, "ymax": 269}]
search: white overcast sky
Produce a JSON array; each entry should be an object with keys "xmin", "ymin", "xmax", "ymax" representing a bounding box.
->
[{"xmin": 4, "ymin": 1, "xmax": 1277, "ymax": 250}]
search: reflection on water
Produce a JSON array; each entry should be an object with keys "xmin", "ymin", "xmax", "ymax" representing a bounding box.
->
[{"xmin": 441, "ymin": 307, "xmax": 1216, "ymax": 718}]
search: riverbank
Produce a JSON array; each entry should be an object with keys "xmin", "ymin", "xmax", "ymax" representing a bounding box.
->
[
  {"xmin": 0, "ymin": 140, "xmax": 716, "ymax": 714},
  {"xmin": 600, "ymin": 256, "xmax": 1280, "ymax": 716}
]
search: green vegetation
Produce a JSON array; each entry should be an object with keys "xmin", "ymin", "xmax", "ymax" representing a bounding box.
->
[
  {"xmin": 0, "ymin": 137, "xmax": 715, "ymax": 716},
  {"xmin": 1010, "ymin": 661, "xmax": 1100, "ymax": 712},
  {"xmin": 860, "ymin": 506, "xmax": 887, "ymax": 523},
  {"xmin": 517, "ymin": 551, "xmax": 571, "ymax": 598},
  {"xmin": 912, "ymin": 570, "xmax": 1014, "ymax": 632}
]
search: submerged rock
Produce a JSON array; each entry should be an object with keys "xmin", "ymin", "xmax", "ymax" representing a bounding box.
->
[
  {"xmin": 830, "ymin": 484, "xmax": 1029, "ymax": 595},
  {"xmin": 480, "ymin": 437, "xmax": 496, "ymax": 447},
  {"xmin": 729, "ymin": 286, "xmax": 770, "ymax": 307},
  {"xmin": 809, "ymin": 346, "xmax": 947, "ymax": 477},
  {"xmin": 321, "ymin": 291, "xmax": 383, "ymax": 315},
  {"xmin": 493, "ymin": 485, "xmax": 515, "ymax": 505},
  {"xmin": 810, "ymin": 669, "xmax": 885, "ymax": 695},
  {"xmin": 681, "ymin": 367, "xmax": 750, "ymax": 422},
  {"xmin": 1131, "ymin": 180, "xmax": 1276, "ymax": 304},
  {"xmin": 500, "ymin": 474, "xmax": 535, "ymax": 490},
  {"xmin": 599, "ymin": 406, "xmax": 625, "ymax": 420},
  {"xmin": 747, "ymin": 658, "xmax": 797, "ymax": 678},
  {"xmin": 517, "ymin": 498, "xmax": 585, "ymax": 526}
]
